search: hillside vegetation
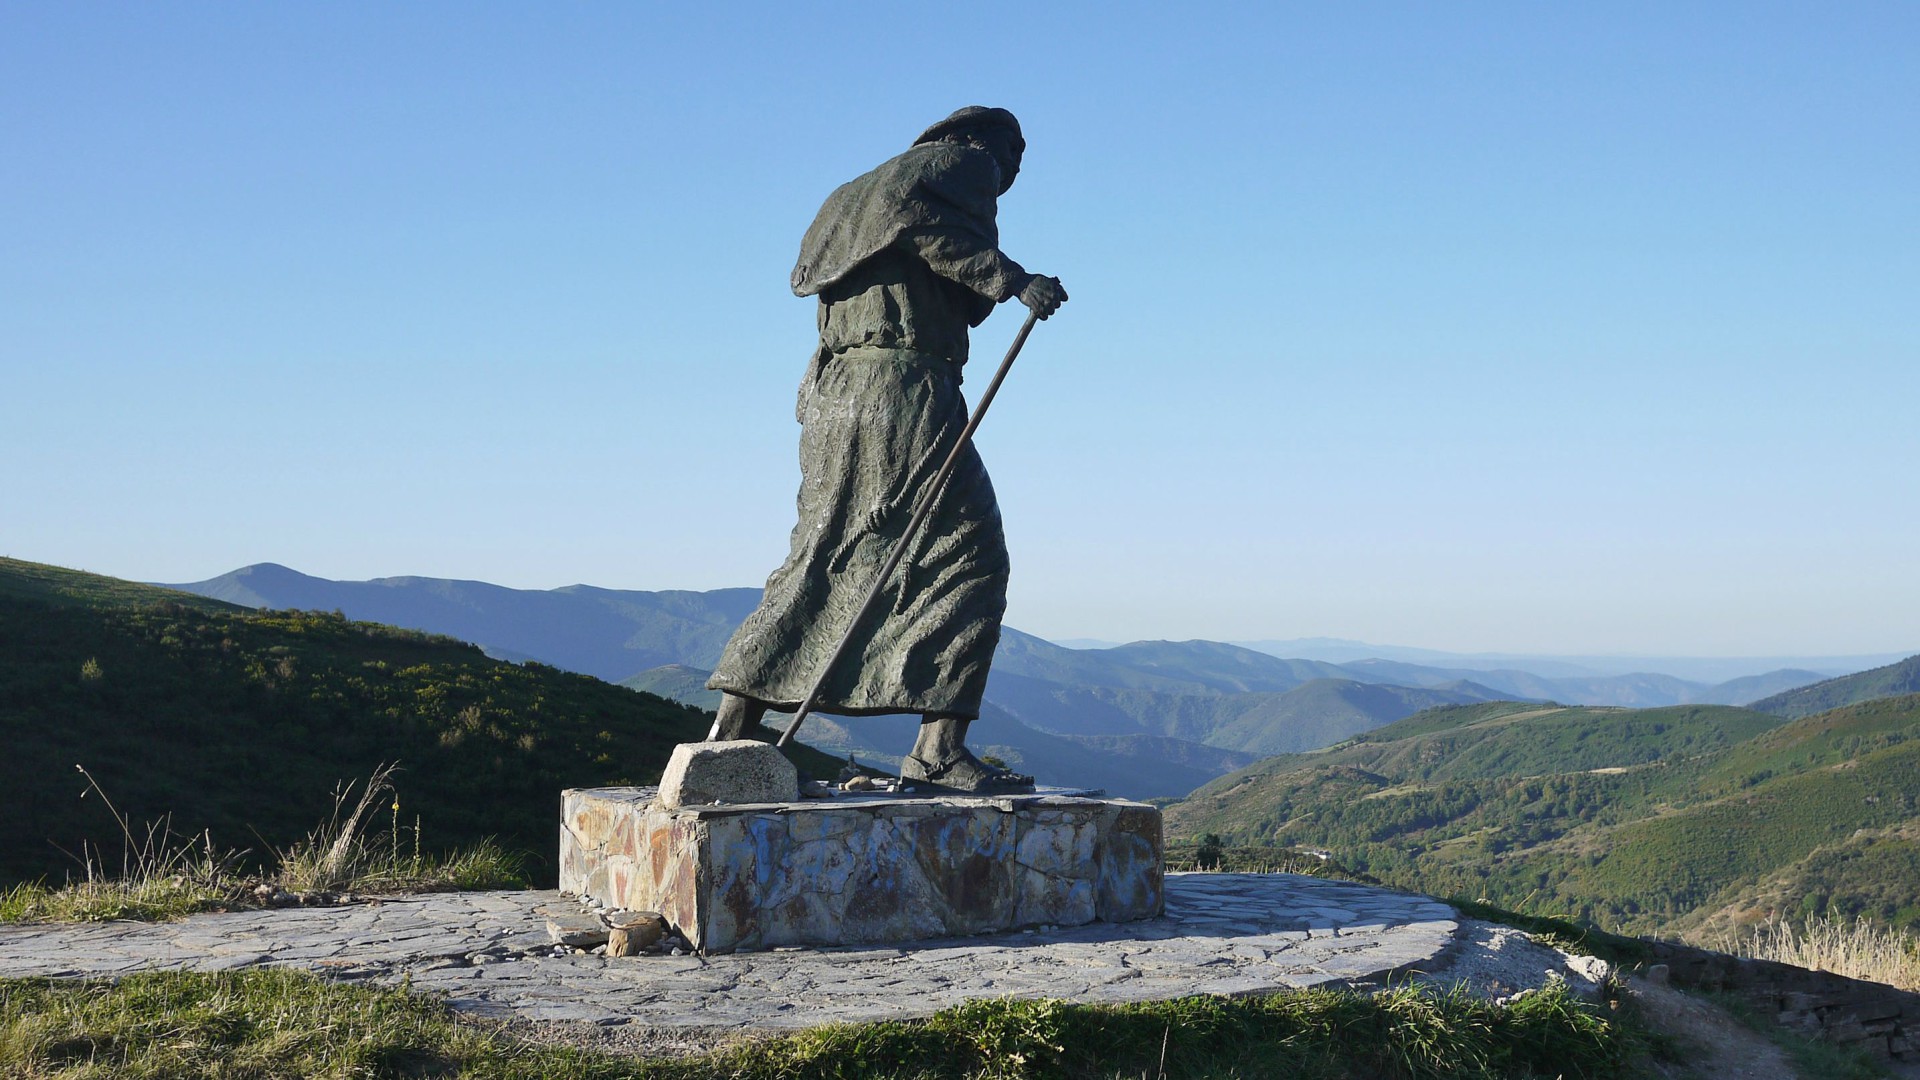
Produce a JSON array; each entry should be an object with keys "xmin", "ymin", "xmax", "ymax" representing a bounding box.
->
[
  {"xmin": 0, "ymin": 558, "xmax": 837, "ymax": 889},
  {"xmin": 1168, "ymin": 697, "xmax": 1920, "ymax": 938},
  {"xmin": 1750, "ymin": 652, "xmax": 1920, "ymax": 718},
  {"xmin": 170, "ymin": 561, "xmax": 763, "ymax": 682}
]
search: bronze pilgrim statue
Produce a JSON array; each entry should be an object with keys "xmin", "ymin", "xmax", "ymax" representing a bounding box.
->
[{"xmin": 703, "ymin": 106, "xmax": 1067, "ymax": 793}]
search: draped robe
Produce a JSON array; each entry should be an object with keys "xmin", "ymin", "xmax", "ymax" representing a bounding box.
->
[{"xmin": 705, "ymin": 141, "xmax": 1028, "ymax": 718}]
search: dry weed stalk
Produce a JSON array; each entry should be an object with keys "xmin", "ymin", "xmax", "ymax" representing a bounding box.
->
[
  {"xmin": 276, "ymin": 762, "xmax": 401, "ymax": 892},
  {"xmin": 1726, "ymin": 914, "xmax": 1920, "ymax": 991}
]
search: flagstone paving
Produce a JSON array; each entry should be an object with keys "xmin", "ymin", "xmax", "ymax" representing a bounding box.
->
[{"xmin": 0, "ymin": 873, "xmax": 1599, "ymax": 1030}]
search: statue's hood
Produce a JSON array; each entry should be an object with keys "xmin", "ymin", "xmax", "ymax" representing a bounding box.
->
[{"xmin": 791, "ymin": 142, "xmax": 1002, "ymax": 298}]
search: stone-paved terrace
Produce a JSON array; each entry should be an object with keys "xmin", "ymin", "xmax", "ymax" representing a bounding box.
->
[{"xmin": 0, "ymin": 873, "xmax": 1598, "ymax": 1031}]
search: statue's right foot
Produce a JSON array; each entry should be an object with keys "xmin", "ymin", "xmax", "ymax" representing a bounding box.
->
[
  {"xmin": 901, "ymin": 749, "xmax": 1036, "ymax": 794},
  {"xmin": 707, "ymin": 693, "xmax": 766, "ymax": 741}
]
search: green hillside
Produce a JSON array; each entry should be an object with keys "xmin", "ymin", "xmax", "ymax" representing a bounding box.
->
[
  {"xmin": 0, "ymin": 557, "xmax": 244, "ymax": 614},
  {"xmin": 1566, "ymin": 736, "xmax": 1920, "ymax": 921},
  {"xmin": 622, "ymin": 664, "xmax": 721, "ymax": 709},
  {"xmin": 1749, "ymin": 652, "xmax": 1920, "ymax": 717},
  {"xmin": 0, "ymin": 559, "xmax": 838, "ymax": 889},
  {"xmin": 1687, "ymin": 819, "xmax": 1920, "ymax": 936},
  {"xmin": 167, "ymin": 562, "xmax": 763, "ymax": 682},
  {"xmin": 1168, "ymin": 697, "xmax": 1920, "ymax": 935}
]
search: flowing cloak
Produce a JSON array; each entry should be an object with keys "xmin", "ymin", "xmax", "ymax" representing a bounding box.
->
[
  {"xmin": 705, "ymin": 141, "xmax": 1029, "ymax": 718},
  {"xmin": 791, "ymin": 141, "xmax": 1005, "ymax": 315}
]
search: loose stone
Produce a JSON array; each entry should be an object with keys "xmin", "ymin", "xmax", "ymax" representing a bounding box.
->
[{"xmin": 608, "ymin": 912, "xmax": 667, "ymax": 957}]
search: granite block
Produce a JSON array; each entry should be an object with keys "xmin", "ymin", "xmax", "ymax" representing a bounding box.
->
[{"xmin": 560, "ymin": 787, "xmax": 1163, "ymax": 953}]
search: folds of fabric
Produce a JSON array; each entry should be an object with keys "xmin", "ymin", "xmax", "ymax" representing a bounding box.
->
[{"xmin": 707, "ymin": 347, "xmax": 1008, "ymax": 718}]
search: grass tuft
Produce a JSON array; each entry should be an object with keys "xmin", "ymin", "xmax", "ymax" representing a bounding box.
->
[
  {"xmin": 0, "ymin": 970, "xmax": 1650, "ymax": 1079},
  {"xmin": 272, "ymin": 763, "xmax": 525, "ymax": 895},
  {"xmin": 0, "ymin": 765, "xmax": 255, "ymax": 922},
  {"xmin": 1718, "ymin": 914, "xmax": 1920, "ymax": 992},
  {"xmin": 0, "ymin": 875, "xmax": 237, "ymax": 925},
  {"xmin": 1, "ymin": 765, "xmax": 523, "ymax": 925}
]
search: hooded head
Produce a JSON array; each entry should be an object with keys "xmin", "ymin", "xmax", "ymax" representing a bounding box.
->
[{"xmin": 913, "ymin": 106, "xmax": 1024, "ymax": 194}]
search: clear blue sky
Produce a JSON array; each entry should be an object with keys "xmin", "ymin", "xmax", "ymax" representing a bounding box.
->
[{"xmin": 4, "ymin": 3, "xmax": 1916, "ymax": 655}]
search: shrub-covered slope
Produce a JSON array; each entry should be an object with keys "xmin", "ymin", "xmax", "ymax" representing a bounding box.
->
[
  {"xmin": 1169, "ymin": 697, "xmax": 1920, "ymax": 935},
  {"xmin": 1749, "ymin": 653, "xmax": 1920, "ymax": 718},
  {"xmin": 168, "ymin": 561, "xmax": 764, "ymax": 682},
  {"xmin": 0, "ymin": 558, "xmax": 837, "ymax": 888}
]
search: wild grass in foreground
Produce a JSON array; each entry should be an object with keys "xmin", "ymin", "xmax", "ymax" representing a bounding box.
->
[
  {"xmin": 1719, "ymin": 914, "xmax": 1920, "ymax": 992},
  {"xmin": 270, "ymin": 763, "xmax": 524, "ymax": 895},
  {"xmin": 0, "ymin": 765, "xmax": 524, "ymax": 925},
  {"xmin": 1164, "ymin": 835, "xmax": 1373, "ymax": 880},
  {"xmin": 0, "ymin": 969, "xmax": 1644, "ymax": 1080}
]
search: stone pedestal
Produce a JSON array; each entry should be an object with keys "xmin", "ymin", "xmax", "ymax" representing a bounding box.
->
[{"xmin": 559, "ymin": 786, "xmax": 1164, "ymax": 954}]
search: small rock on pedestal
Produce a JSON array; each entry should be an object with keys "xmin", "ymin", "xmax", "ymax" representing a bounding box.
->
[
  {"xmin": 544, "ymin": 908, "xmax": 610, "ymax": 948},
  {"xmin": 656, "ymin": 740, "xmax": 798, "ymax": 809},
  {"xmin": 608, "ymin": 911, "xmax": 668, "ymax": 956}
]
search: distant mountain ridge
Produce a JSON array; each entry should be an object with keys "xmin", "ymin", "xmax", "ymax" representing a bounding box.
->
[
  {"xmin": 163, "ymin": 563, "xmax": 1898, "ymax": 797},
  {"xmin": 1232, "ymin": 637, "xmax": 1901, "ymax": 685},
  {"xmin": 174, "ymin": 563, "xmax": 761, "ymax": 682},
  {"xmin": 170, "ymin": 565, "xmax": 1862, "ymax": 711},
  {"xmin": 1333, "ymin": 658, "xmax": 1828, "ymax": 709},
  {"xmin": 1749, "ymin": 654, "xmax": 1920, "ymax": 718}
]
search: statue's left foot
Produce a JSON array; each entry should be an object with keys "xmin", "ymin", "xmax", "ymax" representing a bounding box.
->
[
  {"xmin": 707, "ymin": 693, "xmax": 767, "ymax": 741},
  {"xmin": 901, "ymin": 750, "xmax": 1036, "ymax": 794}
]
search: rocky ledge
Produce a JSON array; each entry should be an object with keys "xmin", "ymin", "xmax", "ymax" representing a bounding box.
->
[{"xmin": 0, "ymin": 873, "xmax": 1607, "ymax": 1031}]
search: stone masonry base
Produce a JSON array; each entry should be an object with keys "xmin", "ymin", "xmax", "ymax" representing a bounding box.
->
[{"xmin": 560, "ymin": 786, "xmax": 1164, "ymax": 954}]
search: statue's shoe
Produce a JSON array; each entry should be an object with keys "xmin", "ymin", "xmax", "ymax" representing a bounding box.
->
[
  {"xmin": 901, "ymin": 751, "xmax": 1036, "ymax": 794},
  {"xmin": 706, "ymin": 693, "xmax": 766, "ymax": 741}
]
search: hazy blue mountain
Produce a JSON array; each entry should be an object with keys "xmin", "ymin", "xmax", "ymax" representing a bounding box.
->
[
  {"xmin": 1200, "ymin": 678, "xmax": 1524, "ymax": 756},
  {"xmin": 677, "ymin": 689, "xmax": 1235, "ymax": 800},
  {"xmin": 618, "ymin": 662, "xmax": 1249, "ymax": 799},
  {"xmin": 176, "ymin": 566, "xmax": 1391, "ymax": 793},
  {"xmin": 1750, "ymin": 655, "xmax": 1920, "ymax": 718},
  {"xmin": 1687, "ymin": 669, "xmax": 1829, "ymax": 706},
  {"xmin": 174, "ymin": 565, "xmax": 1869, "ymax": 705},
  {"xmin": 992, "ymin": 629, "xmax": 1353, "ymax": 694},
  {"xmin": 171, "ymin": 562, "xmax": 1851, "ymax": 797},
  {"xmin": 978, "ymin": 668, "xmax": 1522, "ymax": 756},
  {"xmin": 1234, "ymin": 638, "xmax": 1607, "ymax": 677},
  {"xmin": 804, "ymin": 701, "xmax": 1234, "ymax": 800},
  {"xmin": 621, "ymin": 662, "xmax": 1444, "ymax": 792},
  {"xmin": 168, "ymin": 563, "xmax": 761, "ymax": 682},
  {"xmin": 1234, "ymin": 638, "xmax": 1896, "ymax": 684},
  {"xmin": 1057, "ymin": 733, "xmax": 1259, "ymax": 776},
  {"xmin": 1528, "ymin": 672, "xmax": 1704, "ymax": 708},
  {"xmin": 1337, "ymin": 657, "xmax": 1825, "ymax": 708},
  {"xmin": 1337, "ymin": 659, "xmax": 1571, "ymax": 699}
]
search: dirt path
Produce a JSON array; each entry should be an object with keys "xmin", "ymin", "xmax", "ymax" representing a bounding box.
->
[{"xmin": 1627, "ymin": 977, "xmax": 1798, "ymax": 1080}]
